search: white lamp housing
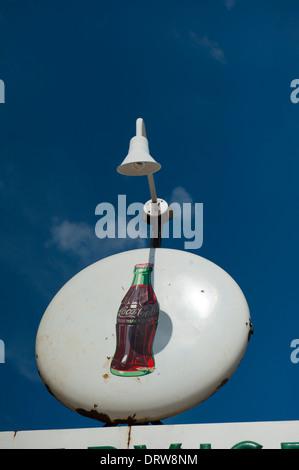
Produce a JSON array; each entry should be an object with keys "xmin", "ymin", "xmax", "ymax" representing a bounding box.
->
[
  {"xmin": 117, "ymin": 118, "xmax": 161, "ymax": 176},
  {"xmin": 117, "ymin": 118, "xmax": 172, "ymax": 248}
]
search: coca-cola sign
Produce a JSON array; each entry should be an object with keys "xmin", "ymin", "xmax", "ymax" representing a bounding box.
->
[
  {"xmin": 111, "ymin": 263, "xmax": 159, "ymax": 377},
  {"xmin": 118, "ymin": 305, "xmax": 158, "ymax": 319},
  {"xmin": 35, "ymin": 248, "xmax": 252, "ymax": 425}
]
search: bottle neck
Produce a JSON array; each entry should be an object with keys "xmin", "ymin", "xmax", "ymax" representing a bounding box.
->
[{"xmin": 132, "ymin": 269, "xmax": 152, "ymax": 286}]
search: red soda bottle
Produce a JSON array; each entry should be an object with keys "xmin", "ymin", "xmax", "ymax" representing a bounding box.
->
[{"xmin": 110, "ymin": 263, "xmax": 159, "ymax": 377}]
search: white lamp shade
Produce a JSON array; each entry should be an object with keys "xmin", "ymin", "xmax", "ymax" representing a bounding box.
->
[{"xmin": 117, "ymin": 119, "xmax": 161, "ymax": 176}]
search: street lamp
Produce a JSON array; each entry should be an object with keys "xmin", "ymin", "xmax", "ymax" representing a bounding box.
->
[{"xmin": 117, "ymin": 118, "xmax": 173, "ymax": 248}]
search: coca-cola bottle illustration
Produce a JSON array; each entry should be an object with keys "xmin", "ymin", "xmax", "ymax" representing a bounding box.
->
[{"xmin": 110, "ymin": 263, "xmax": 159, "ymax": 377}]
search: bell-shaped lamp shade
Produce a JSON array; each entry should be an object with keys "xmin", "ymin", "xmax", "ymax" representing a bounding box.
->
[{"xmin": 117, "ymin": 118, "xmax": 161, "ymax": 176}]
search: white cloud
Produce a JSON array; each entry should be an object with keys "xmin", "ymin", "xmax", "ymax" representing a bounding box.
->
[
  {"xmin": 224, "ymin": 0, "xmax": 237, "ymax": 10},
  {"xmin": 47, "ymin": 187, "xmax": 198, "ymax": 262},
  {"xmin": 47, "ymin": 220, "xmax": 96, "ymax": 262},
  {"xmin": 47, "ymin": 218, "xmax": 146, "ymax": 264},
  {"xmin": 169, "ymin": 185, "xmax": 196, "ymax": 222},
  {"xmin": 170, "ymin": 186, "xmax": 193, "ymax": 205},
  {"xmin": 189, "ymin": 31, "xmax": 227, "ymax": 65},
  {"xmin": 167, "ymin": 186, "xmax": 203, "ymax": 249}
]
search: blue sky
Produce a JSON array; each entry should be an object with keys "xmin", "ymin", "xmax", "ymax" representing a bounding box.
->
[{"xmin": 1, "ymin": 0, "xmax": 299, "ymax": 431}]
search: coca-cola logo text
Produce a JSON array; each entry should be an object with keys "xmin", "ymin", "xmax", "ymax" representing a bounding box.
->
[{"xmin": 118, "ymin": 304, "xmax": 158, "ymax": 319}]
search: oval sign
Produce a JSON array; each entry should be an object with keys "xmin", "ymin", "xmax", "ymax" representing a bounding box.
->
[{"xmin": 35, "ymin": 248, "xmax": 252, "ymax": 424}]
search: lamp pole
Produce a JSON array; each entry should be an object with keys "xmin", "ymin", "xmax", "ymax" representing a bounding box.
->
[{"xmin": 117, "ymin": 118, "xmax": 172, "ymax": 248}]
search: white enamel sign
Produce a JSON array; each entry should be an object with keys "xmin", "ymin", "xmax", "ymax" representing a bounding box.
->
[
  {"xmin": 35, "ymin": 248, "xmax": 252, "ymax": 424},
  {"xmin": 1, "ymin": 421, "xmax": 299, "ymax": 449}
]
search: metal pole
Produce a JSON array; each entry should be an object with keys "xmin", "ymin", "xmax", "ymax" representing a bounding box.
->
[
  {"xmin": 150, "ymin": 214, "xmax": 162, "ymax": 248},
  {"xmin": 147, "ymin": 173, "xmax": 157, "ymax": 203}
]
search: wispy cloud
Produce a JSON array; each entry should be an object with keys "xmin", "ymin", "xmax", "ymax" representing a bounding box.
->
[
  {"xmin": 167, "ymin": 185, "xmax": 203, "ymax": 250},
  {"xmin": 169, "ymin": 185, "xmax": 194, "ymax": 224},
  {"xmin": 47, "ymin": 218, "xmax": 146, "ymax": 264},
  {"xmin": 189, "ymin": 31, "xmax": 227, "ymax": 65},
  {"xmin": 170, "ymin": 186, "xmax": 193, "ymax": 205},
  {"xmin": 224, "ymin": 0, "xmax": 237, "ymax": 10},
  {"xmin": 47, "ymin": 219, "xmax": 98, "ymax": 263},
  {"xmin": 169, "ymin": 185, "xmax": 196, "ymax": 222}
]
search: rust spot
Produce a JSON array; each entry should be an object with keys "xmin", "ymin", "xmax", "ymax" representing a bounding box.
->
[
  {"xmin": 103, "ymin": 356, "xmax": 112, "ymax": 368},
  {"xmin": 127, "ymin": 426, "xmax": 132, "ymax": 448},
  {"xmin": 76, "ymin": 408, "xmax": 137, "ymax": 425},
  {"xmin": 201, "ymin": 289, "xmax": 205, "ymax": 293},
  {"xmin": 76, "ymin": 408, "xmax": 111, "ymax": 423},
  {"xmin": 44, "ymin": 383, "xmax": 56, "ymax": 397},
  {"xmin": 103, "ymin": 373, "xmax": 109, "ymax": 380},
  {"xmin": 94, "ymin": 403, "xmax": 98, "ymax": 408},
  {"xmin": 13, "ymin": 431, "xmax": 17, "ymax": 439},
  {"xmin": 248, "ymin": 320, "xmax": 254, "ymax": 341},
  {"xmin": 216, "ymin": 378, "xmax": 229, "ymax": 390}
]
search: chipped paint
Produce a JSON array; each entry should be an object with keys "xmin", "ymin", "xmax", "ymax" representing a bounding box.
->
[
  {"xmin": 216, "ymin": 378, "xmax": 229, "ymax": 390},
  {"xmin": 76, "ymin": 408, "xmax": 137, "ymax": 425},
  {"xmin": 126, "ymin": 426, "xmax": 132, "ymax": 448}
]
